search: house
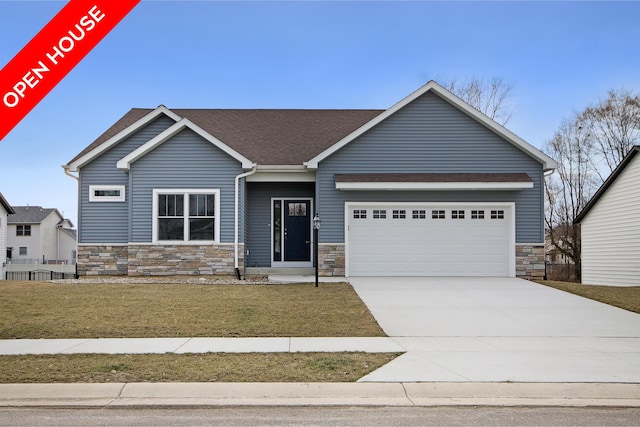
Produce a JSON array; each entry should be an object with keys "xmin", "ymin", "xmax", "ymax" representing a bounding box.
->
[
  {"xmin": 63, "ymin": 81, "xmax": 556, "ymax": 279},
  {"xmin": 574, "ymin": 146, "xmax": 640, "ymax": 286},
  {"xmin": 6, "ymin": 206, "xmax": 77, "ymax": 265},
  {"xmin": 0, "ymin": 193, "xmax": 15, "ymax": 280}
]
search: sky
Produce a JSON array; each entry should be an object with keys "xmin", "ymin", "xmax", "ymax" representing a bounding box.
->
[{"xmin": 1, "ymin": 0, "xmax": 639, "ymax": 226}]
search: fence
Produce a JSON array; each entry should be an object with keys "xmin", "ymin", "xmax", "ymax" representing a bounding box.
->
[
  {"xmin": 5, "ymin": 269, "xmax": 78, "ymax": 280},
  {"xmin": 545, "ymin": 262, "xmax": 579, "ymax": 282}
]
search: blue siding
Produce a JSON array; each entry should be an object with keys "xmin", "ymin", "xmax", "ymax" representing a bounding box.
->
[
  {"xmin": 79, "ymin": 116, "xmax": 175, "ymax": 243},
  {"xmin": 317, "ymin": 92, "xmax": 545, "ymax": 243},
  {"xmin": 246, "ymin": 182, "xmax": 315, "ymax": 267},
  {"xmin": 129, "ymin": 128, "xmax": 244, "ymax": 242}
]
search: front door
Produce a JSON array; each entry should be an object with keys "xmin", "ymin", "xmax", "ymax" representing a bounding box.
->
[{"xmin": 272, "ymin": 199, "xmax": 312, "ymax": 266}]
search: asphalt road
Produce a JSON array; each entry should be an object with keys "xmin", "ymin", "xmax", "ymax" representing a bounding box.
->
[{"xmin": 1, "ymin": 407, "xmax": 639, "ymax": 426}]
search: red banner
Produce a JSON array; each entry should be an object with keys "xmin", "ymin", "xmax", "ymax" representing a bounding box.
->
[{"xmin": 0, "ymin": 0, "xmax": 140, "ymax": 141}]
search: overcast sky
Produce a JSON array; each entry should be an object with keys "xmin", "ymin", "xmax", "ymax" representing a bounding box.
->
[{"xmin": 1, "ymin": 0, "xmax": 639, "ymax": 225}]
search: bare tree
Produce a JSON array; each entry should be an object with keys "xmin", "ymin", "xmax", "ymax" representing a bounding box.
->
[
  {"xmin": 442, "ymin": 76, "xmax": 515, "ymax": 125},
  {"xmin": 581, "ymin": 89, "xmax": 640, "ymax": 179},
  {"xmin": 544, "ymin": 115, "xmax": 600, "ymax": 279}
]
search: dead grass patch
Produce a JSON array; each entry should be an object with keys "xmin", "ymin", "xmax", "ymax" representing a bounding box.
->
[
  {"xmin": 0, "ymin": 281, "xmax": 385, "ymax": 339},
  {"xmin": 537, "ymin": 280, "xmax": 640, "ymax": 314},
  {"xmin": 0, "ymin": 352, "xmax": 400, "ymax": 383}
]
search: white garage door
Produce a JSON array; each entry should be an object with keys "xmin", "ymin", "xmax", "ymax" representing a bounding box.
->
[{"xmin": 347, "ymin": 204, "xmax": 513, "ymax": 277}]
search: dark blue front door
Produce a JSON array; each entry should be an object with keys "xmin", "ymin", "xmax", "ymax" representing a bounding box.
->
[{"xmin": 283, "ymin": 199, "xmax": 311, "ymax": 262}]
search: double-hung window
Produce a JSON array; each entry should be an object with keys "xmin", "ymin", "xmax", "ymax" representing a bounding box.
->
[{"xmin": 153, "ymin": 189, "xmax": 219, "ymax": 243}]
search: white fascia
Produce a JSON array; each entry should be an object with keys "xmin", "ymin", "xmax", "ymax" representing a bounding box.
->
[
  {"xmin": 335, "ymin": 181, "xmax": 534, "ymax": 191},
  {"xmin": 117, "ymin": 118, "xmax": 255, "ymax": 171},
  {"xmin": 247, "ymin": 165, "xmax": 316, "ymax": 182},
  {"xmin": 305, "ymin": 81, "xmax": 557, "ymax": 171},
  {"xmin": 65, "ymin": 106, "xmax": 181, "ymax": 172}
]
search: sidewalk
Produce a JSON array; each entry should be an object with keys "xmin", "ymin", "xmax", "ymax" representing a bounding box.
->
[
  {"xmin": 0, "ymin": 337, "xmax": 402, "ymax": 355},
  {"xmin": 2, "ymin": 382, "xmax": 640, "ymax": 408}
]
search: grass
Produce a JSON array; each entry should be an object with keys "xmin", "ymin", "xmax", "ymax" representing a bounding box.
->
[
  {"xmin": 537, "ymin": 280, "xmax": 640, "ymax": 314},
  {"xmin": 0, "ymin": 281, "xmax": 385, "ymax": 339},
  {"xmin": 0, "ymin": 353, "xmax": 400, "ymax": 383}
]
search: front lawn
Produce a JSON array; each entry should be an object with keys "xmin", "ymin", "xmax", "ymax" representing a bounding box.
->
[
  {"xmin": 537, "ymin": 280, "xmax": 640, "ymax": 314},
  {"xmin": 0, "ymin": 281, "xmax": 385, "ymax": 339},
  {"xmin": 0, "ymin": 352, "xmax": 400, "ymax": 383}
]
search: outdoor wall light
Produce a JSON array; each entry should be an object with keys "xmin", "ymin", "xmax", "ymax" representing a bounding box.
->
[{"xmin": 313, "ymin": 213, "xmax": 320, "ymax": 287}]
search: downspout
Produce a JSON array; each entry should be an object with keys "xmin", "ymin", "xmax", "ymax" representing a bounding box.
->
[{"xmin": 234, "ymin": 167, "xmax": 257, "ymax": 279}]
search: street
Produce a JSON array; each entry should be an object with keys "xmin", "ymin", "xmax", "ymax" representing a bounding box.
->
[{"xmin": 1, "ymin": 407, "xmax": 638, "ymax": 426}]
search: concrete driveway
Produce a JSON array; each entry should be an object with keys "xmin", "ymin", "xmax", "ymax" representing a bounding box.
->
[{"xmin": 349, "ymin": 277, "xmax": 640, "ymax": 383}]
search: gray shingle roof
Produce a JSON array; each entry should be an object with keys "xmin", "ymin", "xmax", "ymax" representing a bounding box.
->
[
  {"xmin": 68, "ymin": 108, "xmax": 384, "ymax": 166},
  {"xmin": 8, "ymin": 206, "xmax": 60, "ymax": 224}
]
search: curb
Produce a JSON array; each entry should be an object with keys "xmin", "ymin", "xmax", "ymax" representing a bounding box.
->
[{"xmin": 1, "ymin": 382, "xmax": 639, "ymax": 408}]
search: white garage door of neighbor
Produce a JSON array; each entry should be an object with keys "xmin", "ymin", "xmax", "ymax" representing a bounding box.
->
[{"xmin": 347, "ymin": 204, "xmax": 513, "ymax": 277}]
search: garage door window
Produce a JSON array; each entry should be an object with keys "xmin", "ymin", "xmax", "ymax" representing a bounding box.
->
[
  {"xmin": 451, "ymin": 210, "xmax": 465, "ymax": 219},
  {"xmin": 373, "ymin": 209, "xmax": 386, "ymax": 219},
  {"xmin": 353, "ymin": 210, "xmax": 367, "ymax": 219},
  {"xmin": 491, "ymin": 210, "xmax": 505, "ymax": 219},
  {"xmin": 471, "ymin": 210, "xmax": 485, "ymax": 219},
  {"xmin": 432, "ymin": 210, "xmax": 445, "ymax": 219},
  {"xmin": 392, "ymin": 210, "xmax": 406, "ymax": 219},
  {"xmin": 412, "ymin": 210, "xmax": 426, "ymax": 219}
]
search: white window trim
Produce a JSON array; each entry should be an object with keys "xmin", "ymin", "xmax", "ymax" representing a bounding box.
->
[
  {"xmin": 89, "ymin": 185, "xmax": 126, "ymax": 202},
  {"xmin": 152, "ymin": 189, "xmax": 220, "ymax": 244}
]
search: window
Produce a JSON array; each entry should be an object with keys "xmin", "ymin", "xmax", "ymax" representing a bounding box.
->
[
  {"xmin": 392, "ymin": 210, "xmax": 406, "ymax": 219},
  {"xmin": 373, "ymin": 209, "xmax": 386, "ymax": 219},
  {"xmin": 491, "ymin": 210, "xmax": 505, "ymax": 219},
  {"xmin": 412, "ymin": 210, "xmax": 426, "ymax": 219},
  {"xmin": 16, "ymin": 225, "xmax": 31, "ymax": 236},
  {"xmin": 452, "ymin": 210, "xmax": 465, "ymax": 219},
  {"xmin": 89, "ymin": 185, "xmax": 125, "ymax": 202},
  {"xmin": 153, "ymin": 190, "xmax": 219, "ymax": 242},
  {"xmin": 431, "ymin": 210, "xmax": 445, "ymax": 219},
  {"xmin": 471, "ymin": 210, "xmax": 485, "ymax": 219},
  {"xmin": 19, "ymin": 247, "xmax": 27, "ymax": 255},
  {"xmin": 288, "ymin": 203, "xmax": 307, "ymax": 217},
  {"xmin": 353, "ymin": 209, "xmax": 367, "ymax": 219}
]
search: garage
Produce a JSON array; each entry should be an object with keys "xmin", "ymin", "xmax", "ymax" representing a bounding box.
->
[{"xmin": 346, "ymin": 203, "xmax": 514, "ymax": 277}]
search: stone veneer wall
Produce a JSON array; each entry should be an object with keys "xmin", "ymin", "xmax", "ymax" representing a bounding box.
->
[
  {"xmin": 77, "ymin": 244, "xmax": 129, "ymax": 276},
  {"xmin": 128, "ymin": 244, "xmax": 240, "ymax": 276},
  {"xmin": 318, "ymin": 243, "xmax": 345, "ymax": 277},
  {"xmin": 515, "ymin": 244, "xmax": 545, "ymax": 280},
  {"xmin": 78, "ymin": 244, "xmax": 241, "ymax": 276}
]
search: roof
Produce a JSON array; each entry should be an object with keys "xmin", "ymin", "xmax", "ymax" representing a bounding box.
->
[
  {"xmin": 68, "ymin": 108, "xmax": 383, "ymax": 167},
  {"xmin": 0, "ymin": 192, "xmax": 14, "ymax": 214},
  {"xmin": 7, "ymin": 206, "xmax": 61, "ymax": 224},
  {"xmin": 65, "ymin": 81, "xmax": 556, "ymax": 171},
  {"xmin": 574, "ymin": 146, "xmax": 640, "ymax": 223}
]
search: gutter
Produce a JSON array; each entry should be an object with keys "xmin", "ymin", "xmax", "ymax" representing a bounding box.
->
[
  {"xmin": 234, "ymin": 167, "xmax": 257, "ymax": 279},
  {"xmin": 62, "ymin": 165, "xmax": 79, "ymax": 181}
]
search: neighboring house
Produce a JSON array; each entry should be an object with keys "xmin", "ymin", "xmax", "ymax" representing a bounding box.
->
[
  {"xmin": 574, "ymin": 146, "xmax": 640, "ymax": 286},
  {"xmin": 63, "ymin": 81, "xmax": 556, "ymax": 279},
  {"xmin": 0, "ymin": 193, "xmax": 15, "ymax": 280},
  {"xmin": 544, "ymin": 225, "xmax": 576, "ymax": 264},
  {"xmin": 7, "ymin": 206, "xmax": 77, "ymax": 265}
]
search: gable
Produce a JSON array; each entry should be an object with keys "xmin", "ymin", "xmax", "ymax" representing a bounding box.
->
[
  {"xmin": 116, "ymin": 119, "xmax": 254, "ymax": 171},
  {"xmin": 320, "ymin": 91, "xmax": 543, "ymax": 172},
  {"xmin": 576, "ymin": 147, "xmax": 640, "ymax": 223},
  {"xmin": 305, "ymin": 81, "xmax": 556, "ymax": 171}
]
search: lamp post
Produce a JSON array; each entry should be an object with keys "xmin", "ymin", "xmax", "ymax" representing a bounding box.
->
[{"xmin": 313, "ymin": 213, "xmax": 321, "ymax": 288}]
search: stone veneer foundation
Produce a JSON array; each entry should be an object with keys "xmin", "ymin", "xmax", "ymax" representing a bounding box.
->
[
  {"xmin": 77, "ymin": 244, "xmax": 241, "ymax": 276},
  {"xmin": 79, "ymin": 242, "xmax": 543, "ymax": 279},
  {"xmin": 515, "ymin": 244, "xmax": 545, "ymax": 280},
  {"xmin": 318, "ymin": 243, "xmax": 345, "ymax": 277}
]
